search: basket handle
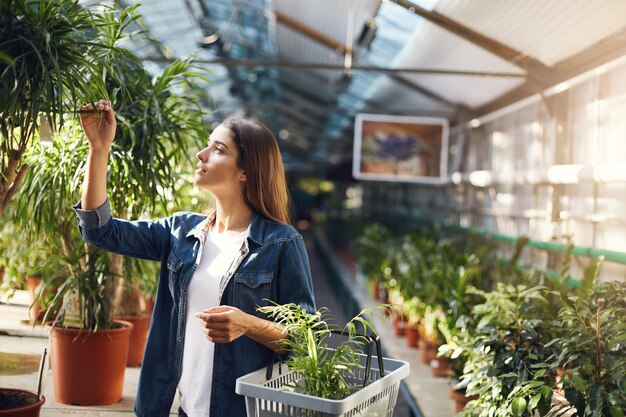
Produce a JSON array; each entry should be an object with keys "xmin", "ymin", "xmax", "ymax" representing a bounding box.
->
[{"xmin": 349, "ymin": 331, "xmax": 385, "ymax": 388}]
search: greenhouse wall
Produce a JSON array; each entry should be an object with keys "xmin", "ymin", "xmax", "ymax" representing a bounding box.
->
[{"xmin": 347, "ymin": 57, "xmax": 626, "ymax": 284}]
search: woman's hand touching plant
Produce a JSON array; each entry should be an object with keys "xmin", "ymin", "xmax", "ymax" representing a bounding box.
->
[{"xmin": 79, "ymin": 100, "xmax": 116, "ymax": 151}]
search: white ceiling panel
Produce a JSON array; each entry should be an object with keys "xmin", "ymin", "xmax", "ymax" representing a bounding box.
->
[
  {"xmin": 400, "ymin": 73, "xmax": 526, "ymax": 108},
  {"xmin": 392, "ymin": 17, "xmax": 524, "ymax": 73},
  {"xmin": 434, "ymin": 0, "xmax": 626, "ymax": 66},
  {"xmin": 274, "ymin": 25, "xmax": 344, "ymax": 64},
  {"xmin": 366, "ymin": 76, "xmax": 456, "ymax": 116}
]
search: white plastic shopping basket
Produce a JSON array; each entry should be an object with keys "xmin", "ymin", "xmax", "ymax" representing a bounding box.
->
[{"xmin": 235, "ymin": 336, "xmax": 410, "ymax": 417}]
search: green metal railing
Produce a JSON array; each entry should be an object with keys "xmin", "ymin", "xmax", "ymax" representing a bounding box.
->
[{"xmin": 442, "ymin": 222, "xmax": 626, "ymax": 265}]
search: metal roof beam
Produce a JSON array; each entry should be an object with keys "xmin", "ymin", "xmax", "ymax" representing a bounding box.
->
[
  {"xmin": 142, "ymin": 56, "xmax": 525, "ymax": 78},
  {"xmin": 390, "ymin": 0, "xmax": 559, "ymax": 88}
]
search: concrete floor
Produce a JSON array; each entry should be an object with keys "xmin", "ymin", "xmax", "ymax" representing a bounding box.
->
[{"xmin": 0, "ymin": 231, "xmax": 455, "ymax": 417}]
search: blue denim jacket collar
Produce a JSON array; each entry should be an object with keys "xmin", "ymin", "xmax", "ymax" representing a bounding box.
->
[{"xmin": 186, "ymin": 209, "xmax": 269, "ymax": 248}]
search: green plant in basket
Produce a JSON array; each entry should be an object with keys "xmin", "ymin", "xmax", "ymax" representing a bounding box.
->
[{"xmin": 258, "ymin": 303, "xmax": 382, "ymax": 401}]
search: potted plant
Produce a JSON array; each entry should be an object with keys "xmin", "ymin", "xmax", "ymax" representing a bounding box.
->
[
  {"xmin": 356, "ymin": 223, "xmax": 391, "ymax": 301},
  {"xmin": 9, "ymin": 3, "xmax": 141, "ymax": 403},
  {"xmin": 549, "ymin": 280, "xmax": 626, "ymax": 417},
  {"xmin": 459, "ymin": 284, "xmax": 555, "ymax": 417},
  {"xmin": 0, "ymin": 348, "xmax": 48, "ymax": 416},
  {"xmin": 0, "ymin": 214, "xmax": 58, "ymax": 322}
]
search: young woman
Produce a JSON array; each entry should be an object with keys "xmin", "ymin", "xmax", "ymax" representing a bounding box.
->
[{"xmin": 74, "ymin": 100, "xmax": 316, "ymax": 417}]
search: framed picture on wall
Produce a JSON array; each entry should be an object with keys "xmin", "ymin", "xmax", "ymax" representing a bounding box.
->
[{"xmin": 352, "ymin": 113, "xmax": 449, "ymax": 184}]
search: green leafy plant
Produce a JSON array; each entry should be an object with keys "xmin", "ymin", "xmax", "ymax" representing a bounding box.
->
[
  {"xmin": 14, "ymin": 10, "xmax": 210, "ymax": 328},
  {"xmin": 356, "ymin": 223, "xmax": 391, "ymax": 289},
  {"xmin": 258, "ymin": 303, "xmax": 382, "ymax": 401},
  {"xmin": 460, "ymin": 284, "xmax": 555, "ymax": 417},
  {"xmin": 0, "ymin": 0, "xmax": 124, "ymax": 216},
  {"xmin": 548, "ymin": 281, "xmax": 626, "ymax": 417}
]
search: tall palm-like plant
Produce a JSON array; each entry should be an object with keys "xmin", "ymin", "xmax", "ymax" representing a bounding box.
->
[
  {"xmin": 0, "ymin": 0, "xmax": 128, "ymax": 216},
  {"xmin": 15, "ymin": 23, "xmax": 210, "ymax": 330}
]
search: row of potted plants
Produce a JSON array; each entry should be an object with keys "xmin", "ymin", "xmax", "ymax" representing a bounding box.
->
[{"xmin": 355, "ymin": 223, "xmax": 625, "ymax": 417}]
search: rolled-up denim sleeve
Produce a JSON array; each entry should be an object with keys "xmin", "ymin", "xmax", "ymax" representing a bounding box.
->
[
  {"xmin": 72, "ymin": 199, "xmax": 172, "ymax": 261},
  {"xmin": 73, "ymin": 199, "xmax": 112, "ymax": 229}
]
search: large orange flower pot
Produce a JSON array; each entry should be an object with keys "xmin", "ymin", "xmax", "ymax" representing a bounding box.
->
[
  {"xmin": 116, "ymin": 315, "xmax": 151, "ymax": 367},
  {"xmin": 0, "ymin": 388, "xmax": 45, "ymax": 416},
  {"xmin": 49, "ymin": 320, "xmax": 133, "ymax": 405}
]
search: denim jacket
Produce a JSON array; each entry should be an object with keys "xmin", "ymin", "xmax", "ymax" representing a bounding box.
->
[{"xmin": 73, "ymin": 199, "xmax": 316, "ymax": 417}]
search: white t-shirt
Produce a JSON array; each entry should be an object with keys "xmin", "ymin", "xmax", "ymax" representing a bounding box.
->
[{"xmin": 178, "ymin": 226, "xmax": 248, "ymax": 417}]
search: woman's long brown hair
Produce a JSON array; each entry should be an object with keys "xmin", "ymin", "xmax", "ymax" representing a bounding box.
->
[{"xmin": 221, "ymin": 118, "xmax": 291, "ymax": 224}]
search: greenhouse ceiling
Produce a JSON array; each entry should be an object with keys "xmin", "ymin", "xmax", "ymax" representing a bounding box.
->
[{"xmin": 117, "ymin": 0, "xmax": 626, "ymax": 177}]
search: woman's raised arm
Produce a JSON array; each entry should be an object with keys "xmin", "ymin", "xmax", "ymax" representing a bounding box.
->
[{"xmin": 79, "ymin": 100, "xmax": 116, "ymax": 210}]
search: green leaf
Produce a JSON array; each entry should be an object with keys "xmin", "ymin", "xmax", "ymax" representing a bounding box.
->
[
  {"xmin": 610, "ymin": 406, "xmax": 624, "ymax": 417},
  {"xmin": 511, "ymin": 397, "xmax": 527, "ymax": 417},
  {"xmin": 528, "ymin": 393, "xmax": 541, "ymax": 411},
  {"xmin": 540, "ymin": 385, "xmax": 552, "ymax": 399}
]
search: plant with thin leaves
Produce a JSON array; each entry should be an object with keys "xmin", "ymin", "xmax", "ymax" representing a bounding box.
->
[
  {"xmin": 258, "ymin": 303, "xmax": 383, "ymax": 401},
  {"xmin": 14, "ymin": 20, "xmax": 211, "ymax": 327},
  {"xmin": 15, "ymin": 122, "xmax": 117, "ymax": 329},
  {"xmin": 0, "ymin": 0, "xmax": 133, "ymax": 216}
]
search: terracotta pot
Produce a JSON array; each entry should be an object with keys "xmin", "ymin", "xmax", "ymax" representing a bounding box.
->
[
  {"xmin": 449, "ymin": 387, "xmax": 478, "ymax": 413},
  {"xmin": 431, "ymin": 356, "xmax": 452, "ymax": 377},
  {"xmin": 116, "ymin": 315, "xmax": 151, "ymax": 367},
  {"xmin": 405, "ymin": 325, "xmax": 419, "ymax": 348},
  {"xmin": 0, "ymin": 388, "xmax": 45, "ymax": 416},
  {"xmin": 393, "ymin": 314, "xmax": 408, "ymax": 336},
  {"xmin": 145, "ymin": 296, "xmax": 156, "ymax": 314},
  {"xmin": 418, "ymin": 339, "xmax": 436, "ymax": 364},
  {"xmin": 49, "ymin": 320, "xmax": 133, "ymax": 405}
]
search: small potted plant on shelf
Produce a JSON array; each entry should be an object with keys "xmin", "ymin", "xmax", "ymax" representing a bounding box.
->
[{"xmin": 356, "ymin": 223, "xmax": 391, "ymax": 301}]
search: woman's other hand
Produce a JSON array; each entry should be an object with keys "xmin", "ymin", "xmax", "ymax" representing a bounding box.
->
[
  {"xmin": 79, "ymin": 99, "xmax": 116, "ymax": 151},
  {"xmin": 196, "ymin": 305, "xmax": 287, "ymax": 352},
  {"xmin": 195, "ymin": 306, "xmax": 253, "ymax": 343}
]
